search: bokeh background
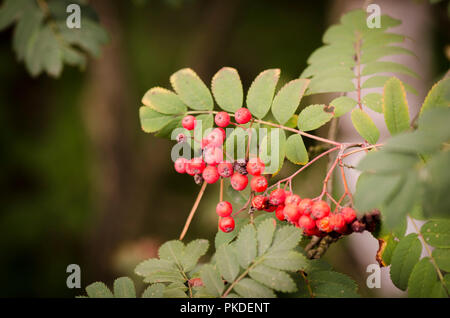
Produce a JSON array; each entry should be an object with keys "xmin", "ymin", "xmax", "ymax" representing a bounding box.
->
[{"xmin": 0, "ymin": 0, "xmax": 448, "ymax": 297}]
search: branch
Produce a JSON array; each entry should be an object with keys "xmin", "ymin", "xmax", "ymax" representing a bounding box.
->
[{"xmin": 179, "ymin": 181, "xmax": 208, "ymax": 240}]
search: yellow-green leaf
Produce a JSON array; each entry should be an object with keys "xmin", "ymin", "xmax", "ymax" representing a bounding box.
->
[
  {"xmin": 285, "ymin": 134, "xmax": 308, "ymax": 165},
  {"xmin": 271, "ymin": 78, "xmax": 309, "ymax": 125},
  {"xmin": 350, "ymin": 108, "xmax": 380, "ymax": 144},
  {"xmin": 170, "ymin": 68, "xmax": 213, "ymax": 110},
  {"xmin": 246, "ymin": 69, "xmax": 280, "ymax": 119},
  {"xmin": 211, "ymin": 67, "xmax": 243, "ymax": 112},
  {"xmin": 142, "ymin": 87, "xmax": 187, "ymax": 115},
  {"xmin": 383, "ymin": 77, "xmax": 410, "ymax": 135}
]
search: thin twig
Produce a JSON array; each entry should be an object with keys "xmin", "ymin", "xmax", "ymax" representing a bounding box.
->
[{"xmin": 179, "ymin": 181, "xmax": 208, "ymax": 240}]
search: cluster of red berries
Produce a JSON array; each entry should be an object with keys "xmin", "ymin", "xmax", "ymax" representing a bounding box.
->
[
  {"xmin": 175, "ymin": 108, "xmax": 254, "ymax": 187},
  {"xmin": 251, "ymin": 188, "xmax": 377, "ymax": 237},
  {"xmin": 175, "ymin": 108, "xmax": 258, "ymax": 233}
]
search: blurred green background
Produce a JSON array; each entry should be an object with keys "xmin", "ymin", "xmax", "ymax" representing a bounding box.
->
[{"xmin": 0, "ymin": 0, "xmax": 448, "ymax": 297}]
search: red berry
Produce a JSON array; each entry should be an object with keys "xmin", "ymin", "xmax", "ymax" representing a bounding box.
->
[
  {"xmin": 298, "ymin": 198, "xmax": 313, "ymax": 215},
  {"xmin": 250, "ymin": 176, "xmax": 268, "ymax": 192},
  {"xmin": 275, "ymin": 204, "xmax": 285, "ymax": 221},
  {"xmin": 217, "ymin": 161, "xmax": 234, "ymax": 178},
  {"xmin": 246, "ymin": 157, "xmax": 265, "ymax": 176},
  {"xmin": 304, "ymin": 227, "xmax": 320, "ymax": 237},
  {"xmin": 269, "ymin": 189, "xmax": 286, "ymax": 206},
  {"xmin": 185, "ymin": 157, "xmax": 205, "ymax": 176},
  {"xmin": 316, "ymin": 216, "xmax": 332, "ymax": 232},
  {"xmin": 341, "ymin": 207, "xmax": 357, "ymax": 224},
  {"xmin": 219, "ymin": 217, "xmax": 235, "ymax": 233},
  {"xmin": 283, "ymin": 204, "xmax": 301, "ymax": 223},
  {"xmin": 285, "ymin": 194, "xmax": 301, "ymax": 206},
  {"xmin": 202, "ymin": 165, "xmax": 220, "ymax": 184},
  {"xmin": 263, "ymin": 204, "xmax": 276, "ymax": 213},
  {"xmin": 174, "ymin": 157, "xmax": 188, "ymax": 174},
  {"xmin": 213, "ymin": 127, "xmax": 226, "ymax": 141},
  {"xmin": 215, "ymin": 112, "xmax": 231, "ymax": 127},
  {"xmin": 201, "ymin": 138, "xmax": 210, "ymax": 149},
  {"xmin": 182, "ymin": 115, "xmax": 196, "ymax": 130},
  {"xmin": 298, "ymin": 215, "xmax": 316, "ymax": 231},
  {"xmin": 234, "ymin": 108, "xmax": 252, "ymax": 124},
  {"xmin": 311, "ymin": 200, "xmax": 330, "ymax": 220},
  {"xmin": 230, "ymin": 173, "xmax": 248, "ymax": 191},
  {"xmin": 216, "ymin": 201, "xmax": 232, "ymax": 217},
  {"xmin": 203, "ymin": 147, "xmax": 223, "ymax": 165},
  {"xmin": 206, "ymin": 130, "xmax": 224, "ymax": 147},
  {"xmin": 330, "ymin": 213, "xmax": 346, "ymax": 234},
  {"xmin": 252, "ymin": 195, "xmax": 267, "ymax": 210}
]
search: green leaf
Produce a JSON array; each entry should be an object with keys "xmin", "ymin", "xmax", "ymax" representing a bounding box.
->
[
  {"xmin": 285, "ymin": 134, "xmax": 308, "ymax": 165},
  {"xmin": 306, "ymin": 77, "xmax": 355, "ymax": 95},
  {"xmin": 362, "ymin": 32, "xmax": 405, "ymax": 50},
  {"xmin": 249, "ymin": 264, "xmax": 296, "ymax": 293},
  {"xmin": 181, "ymin": 239, "xmax": 209, "ymax": 272},
  {"xmin": 357, "ymin": 150, "xmax": 418, "ymax": 173},
  {"xmin": 135, "ymin": 258, "xmax": 177, "ymax": 277},
  {"xmin": 421, "ymin": 220, "xmax": 450, "ymax": 248},
  {"xmin": 85, "ymin": 282, "xmax": 114, "ymax": 298},
  {"xmin": 0, "ymin": 0, "xmax": 30, "ymax": 31},
  {"xmin": 143, "ymin": 270, "xmax": 186, "ymax": 284},
  {"xmin": 271, "ymin": 79, "xmax": 309, "ymax": 125},
  {"xmin": 158, "ymin": 240, "xmax": 185, "ymax": 267},
  {"xmin": 362, "ymin": 93, "xmax": 383, "ymax": 113},
  {"xmin": 418, "ymin": 107, "xmax": 450, "ymax": 142},
  {"xmin": 354, "ymin": 173, "xmax": 402, "ymax": 213},
  {"xmin": 139, "ymin": 107, "xmax": 174, "ymax": 133},
  {"xmin": 383, "ymin": 77, "xmax": 411, "ymax": 135},
  {"xmin": 382, "ymin": 173, "xmax": 419, "ymax": 229},
  {"xmin": 297, "ymin": 104, "xmax": 334, "ymax": 131},
  {"xmin": 322, "ymin": 24, "xmax": 355, "ymax": 44},
  {"xmin": 113, "ymin": 277, "xmax": 136, "ymax": 298},
  {"xmin": 235, "ymin": 224, "xmax": 257, "ymax": 268},
  {"xmin": 419, "ymin": 77, "xmax": 450, "ymax": 116},
  {"xmin": 211, "ymin": 67, "xmax": 243, "ymax": 112},
  {"xmin": 215, "ymin": 244, "xmax": 240, "ymax": 283},
  {"xmin": 360, "ymin": 45, "xmax": 416, "ymax": 64},
  {"xmin": 200, "ymin": 264, "xmax": 224, "ymax": 297},
  {"xmin": 262, "ymin": 250, "xmax": 308, "ymax": 271},
  {"xmin": 408, "ymin": 258, "xmax": 437, "ymax": 297},
  {"xmin": 246, "ymin": 69, "xmax": 280, "ymax": 119},
  {"xmin": 378, "ymin": 234, "xmax": 399, "ymax": 266},
  {"xmin": 307, "ymin": 271, "xmax": 359, "ymax": 298},
  {"xmin": 363, "ymin": 75, "xmax": 417, "ymax": 94},
  {"xmin": 170, "ymin": 68, "xmax": 213, "ymax": 110},
  {"xmin": 13, "ymin": 4, "xmax": 43, "ymax": 61},
  {"xmin": 268, "ymin": 225, "xmax": 302, "ymax": 253},
  {"xmin": 351, "ymin": 108, "xmax": 380, "ymax": 144},
  {"xmin": 433, "ymin": 248, "xmax": 450, "ymax": 272},
  {"xmin": 57, "ymin": 18, "xmax": 108, "ymax": 58},
  {"xmin": 390, "ymin": 233, "xmax": 422, "ymax": 290},
  {"xmin": 257, "ymin": 218, "xmax": 276, "ymax": 256},
  {"xmin": 330, "ymin": 96, "xmax": 357, "ymax": 117},
  {"xmin": 193, "ymin": 286, "xmax": 216, "ymax": 298},
  {"xmin": 233, "ymin": 278, "xmax": 276, "ymax": 298},
  {"xmin": 163, "ymin": 282, "xmax": 188, "ymax": 298},
  {"xmin": 142, "ymin": 283, "xmax": 165, "ymax": 298},
  {"xmin": 215, "ymin": 217, "xmax": 245, "ymax": 249},
  {"xmin": 25, "ymin": 25, "xmax": 63, "ymax": 77},
  {"xmin": 141, "ymin": 87, "xmax": 187, "ymax": 115},
  {"xmin": 362, "ymin": 61, "xmax": 418, "ymax": 78}
]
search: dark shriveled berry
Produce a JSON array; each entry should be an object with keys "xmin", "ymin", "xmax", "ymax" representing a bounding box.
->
[
  {"xmin": 351, "ymin": 220, "xmax": 366, "ymax": 233},
  {"xmin": 194, "ymin": 174, "xmax": 203, "ymax": 185}
]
